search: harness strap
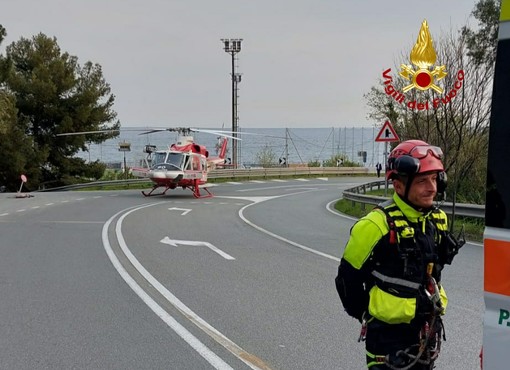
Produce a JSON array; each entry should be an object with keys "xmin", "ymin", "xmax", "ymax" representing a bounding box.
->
[
  {"xmin": 372, "ymin": 270, "xmax": 421, "ymax": 290},
  {"xmin": 366, "ymin": 351, "xmax": 387, "ymax": 368}
]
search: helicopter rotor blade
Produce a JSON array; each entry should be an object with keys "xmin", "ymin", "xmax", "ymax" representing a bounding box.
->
[
  {"xmin": 191, "ymin": 128, "xmax": 241, "ymax": 140},
  {"xmin": 138, "ymin": 127, "xmax": 195, "ymax": 136},
  {"xmin": 197, "ymin": 129, "xmax": 285, "ymax": 139},
  {"xmin": 56, "ymin": 129, "xmax": 120, "ymax": 136},
  {"xmin": 138, "ymin": 129, "xmax": 168, "ymax": 135}
]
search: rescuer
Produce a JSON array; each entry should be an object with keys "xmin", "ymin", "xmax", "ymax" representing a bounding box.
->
[{"xmin": 335, "ymin": 140, "xmax": 464, "ymax": 369}]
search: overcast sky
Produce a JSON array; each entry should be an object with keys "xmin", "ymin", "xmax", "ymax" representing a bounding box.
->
[{"xmin": 2, "ymin": 0, "xmax": 477, "ymax": 128}]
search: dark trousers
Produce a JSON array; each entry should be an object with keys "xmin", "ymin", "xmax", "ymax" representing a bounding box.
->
[{"xmin": 365, "ymin": 319, "xmax": 434, "ymax": 369}]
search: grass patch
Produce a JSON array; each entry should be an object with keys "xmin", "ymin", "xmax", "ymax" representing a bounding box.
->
[{"xmin": 335, "ymin": 198, "xmax": 374, "ymax": 219}]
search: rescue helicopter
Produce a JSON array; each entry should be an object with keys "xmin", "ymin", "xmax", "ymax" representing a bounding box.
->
[
  {"xmin": 57, "ymin": 127, "xmax": 239, "ymax": 198},
  {"xmin": 130, "ymin": 127, "xmax": 237, "ymax": 197}
]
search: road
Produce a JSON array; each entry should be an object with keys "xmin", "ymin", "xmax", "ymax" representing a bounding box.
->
[{"xmin": 0, "ymin": 177, "xmax": 483, "ymax": 369}]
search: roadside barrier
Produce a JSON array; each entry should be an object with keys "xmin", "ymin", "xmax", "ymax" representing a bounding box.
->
[
  {"xmin": 343, "ymin": 180, "xmax": 485, "ymax": 219},
  {"xmin": 36, "ymin": 167, "xmax": 370, "ymax": 192}
]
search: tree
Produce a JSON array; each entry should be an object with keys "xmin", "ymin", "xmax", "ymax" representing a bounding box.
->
[
  {"xmin": 0, "ymin": 31, "xmax": 119, "ymax": 189},
  {"xmin": 461, "ymin": 0, "xmax": 501, "ymax": 67},
  {"xmin": 0, "ymin": 92, "xmax": 40, "ymax": 190},
  {"xmin": 0, "ymin": 25, "xmax": 5, "ymax": 47},
  {"xmin": 256, "ymin": 144, "xmax": 277, "ymax": 168}
]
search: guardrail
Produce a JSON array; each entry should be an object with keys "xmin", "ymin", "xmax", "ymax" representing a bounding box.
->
[
  {"xmin": 36, "ymin": 167, "xmax": 371, "ymax": 192},
  {"xmin": 209, "ymin": 166, "xmax": 369, "ymax": 179},
  {"xmin": 343, "ymin": 180, "xmax": 485, "ymax": 219},
  {"xmin": 36, "ymin": 178, "xmax": 151, "ymax": 192}
]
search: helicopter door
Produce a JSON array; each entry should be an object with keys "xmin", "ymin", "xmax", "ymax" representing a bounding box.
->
[
  {"xmin": 201, "ymin": 157, "xmax": 208, "ymax": 181},
  {"xmin": 191, "ymin": 154, "xmax": 201, "ymax": 171},
  {"xmin": 182, "ymin": 154, "xmax": 191, "ymax": 170}
]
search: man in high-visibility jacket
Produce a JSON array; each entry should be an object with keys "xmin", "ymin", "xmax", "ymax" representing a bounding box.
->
[{"xmin": 336, "ymin": 140, "xmax": 463, "ymax": 369}]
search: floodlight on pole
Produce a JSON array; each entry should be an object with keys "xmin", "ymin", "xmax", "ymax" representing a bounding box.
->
[
  {"xmin": 221, "ymin": 38, "xmax": 243, "ymax": 168},
  {"xmin": 118, "ymin": 141, "xmax": 131, "ymax": 180}
]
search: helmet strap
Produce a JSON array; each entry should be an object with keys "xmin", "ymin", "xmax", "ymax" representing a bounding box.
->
[
  {"xmin": 396, "ymin": 174, "xmax": 419, "ymax": 208},
  {"xmin": 403, "ymin": 174, "xmax": 414, "ymax": 202}
]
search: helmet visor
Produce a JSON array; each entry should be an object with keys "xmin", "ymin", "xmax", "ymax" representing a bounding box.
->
[{"xmin": 409, "ymin": 145, "xmax": 443, "ymax": 160}]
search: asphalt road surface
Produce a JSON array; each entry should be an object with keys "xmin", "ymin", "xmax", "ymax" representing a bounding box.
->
[{"xmin": 0, "ymin": 177, "xmax": 483, "ymax": 369}]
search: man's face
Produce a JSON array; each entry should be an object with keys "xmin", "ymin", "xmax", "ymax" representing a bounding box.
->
[{"xmin": 395, "ymin": 172, "xmax": 438, "ymax": 209}]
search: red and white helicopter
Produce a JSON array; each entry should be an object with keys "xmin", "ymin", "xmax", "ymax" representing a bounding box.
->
[
  {"xmin": 131, "ymin": 127, "xmax": 237, "ymax": 197},
  {"xmin": 58, "ymin": 127, "xmax": 238, "ymax": 198}
]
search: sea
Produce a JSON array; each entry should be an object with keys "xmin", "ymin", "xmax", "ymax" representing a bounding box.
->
[{"xmin": 76, "ymin": 126, "xmax": 388, "ymax": 169}]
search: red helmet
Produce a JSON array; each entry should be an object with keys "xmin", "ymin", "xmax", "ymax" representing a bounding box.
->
[{"xmin": 386, "ymin": 140, "xmax": 444, "ymax": 180}]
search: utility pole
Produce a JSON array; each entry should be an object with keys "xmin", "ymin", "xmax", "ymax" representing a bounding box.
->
[{"xmin": 221, "ymin": 38, "xmax": 242, "ymax": 168}]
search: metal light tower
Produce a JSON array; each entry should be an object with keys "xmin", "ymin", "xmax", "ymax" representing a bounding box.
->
[
  {"xmin": 118, "ymin": 141, "xmax": 131, "ymax": 181},
  {"xmin": 221, "ymin": 38, "xmax": 242, "ymax": 168}
]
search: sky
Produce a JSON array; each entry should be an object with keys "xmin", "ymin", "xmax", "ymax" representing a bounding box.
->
[{"xmin": 1, "ymin": 0, "xmax": 478, "ymax": 128}]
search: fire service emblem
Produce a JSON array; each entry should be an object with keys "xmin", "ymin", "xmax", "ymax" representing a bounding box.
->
[{"xmin": 382, "ymin": 20, "xmax": 464, "ymax": 111}]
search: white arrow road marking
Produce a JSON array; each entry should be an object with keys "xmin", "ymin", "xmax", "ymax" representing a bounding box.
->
[
  {"xmin": 103, "ymin": 202, "xmax": 271, "ymax": 370},
  {"xmin": 168, "ymin": 207, "xmax": 192, "ymax": 215},
  {"xmin": 160, "ymin": 237, "xmax": 235, "ymax": 260}
]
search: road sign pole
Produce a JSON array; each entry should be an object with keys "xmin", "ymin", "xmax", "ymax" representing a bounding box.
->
[
  {"xmin": 384, "ymin": 142, "xmax": 388, "ymax": 197},
  {"xmin": 375, "ymin": 121, "xmax": 398, "ymax": 198}
]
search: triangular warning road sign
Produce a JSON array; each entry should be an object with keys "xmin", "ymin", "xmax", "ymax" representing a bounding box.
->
[{"xmin": 375, "ymin": 121, "xmax": 400, "ymax": 142}]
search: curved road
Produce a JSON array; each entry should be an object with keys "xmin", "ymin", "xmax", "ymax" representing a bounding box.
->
[{"xmin": 0, "ymin": 177, "xmax": 482, "ymax": 369}]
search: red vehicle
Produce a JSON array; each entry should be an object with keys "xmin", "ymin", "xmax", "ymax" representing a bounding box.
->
[{"xmin": 131, "ymin": 128, "xmax": 233, "ymax": 198}]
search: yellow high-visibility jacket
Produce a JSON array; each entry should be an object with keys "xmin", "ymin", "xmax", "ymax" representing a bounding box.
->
[{"xmin": 336, "ymin": 193, "xmax": 449, "ymax": 325}]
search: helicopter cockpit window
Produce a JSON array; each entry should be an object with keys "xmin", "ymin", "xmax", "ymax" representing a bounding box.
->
[
  {"xmin": 152, "ymin": 152, "xmax": 167, "ymax": 166},
  {"xmin": 166, "ymin": 152, "xmax": 185, "ymax": 169},
  {"xmin": 151, "ymin": 152, "xmax": 184, "ymax": 170}
]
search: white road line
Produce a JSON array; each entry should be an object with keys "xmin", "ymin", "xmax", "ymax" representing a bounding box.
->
[
  {"xmin": 271, "ymin": 179, "xmax": 287, "ymax": 182},
  {"xmin": 31, "ymin": 206, "xmax": 40, "ymax": 209},
  {"xmin": 43, "ymin": 221, "xmax": 104, "ymax": 224},
  {"xmin": 227, "ymin": 182, "xmax": 242, "ymax": 185},
  {"xmin": 237, "ymin": 190, "xmax": 340, "ymax": 262},
  {"xmin": 295, "ymin": 178, "xmax": 309, "ymax": 182},
  {"xmin": 16, "ymin": 209, "xmax": 26, "ymax": 212},
  {"xmin": 106, "ymin": 203, "xmax": 272, "ymax": 370},
  {"xmin": 45, "ymin": 203, "xmax": 54, "ymax": 206},
  {"xmin": 237, "ymin": 184, "xmax": 316, "ymax": 192},
  {"xmin": 0, "ymin": 213, "xmax": 8, "ymax": 217},
  {"xmin": 325, "ymin": 199, "xmax": 359, "ymax": 221},
  {"xmin": 102, "ymin": 205, "xmax": 235, "ymax": 370}
]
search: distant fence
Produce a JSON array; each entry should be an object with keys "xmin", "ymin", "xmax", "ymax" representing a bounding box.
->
[{"xmin": 342, "ymin": 180, "xmax": 485, "ymax": 219}]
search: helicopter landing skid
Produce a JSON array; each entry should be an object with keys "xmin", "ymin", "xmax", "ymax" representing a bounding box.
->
[
  {"xmin": 191, "ymin": 180, "xmax": 213, "ymax": 198},
  {"xmin": 141, "ymin": 185, "xmax": 173, "ymax": 197}
]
